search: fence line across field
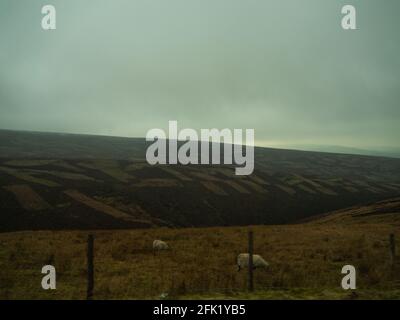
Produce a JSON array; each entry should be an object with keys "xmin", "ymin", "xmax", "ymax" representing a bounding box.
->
[{"xmin": 83, "ymin": 232, "xmax": 398, "ymax": 300}]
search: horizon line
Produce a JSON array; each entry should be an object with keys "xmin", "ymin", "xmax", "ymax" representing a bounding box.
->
[{"xmin": 0, "ymin": 127, "xmax": 399, "ymax": 159}]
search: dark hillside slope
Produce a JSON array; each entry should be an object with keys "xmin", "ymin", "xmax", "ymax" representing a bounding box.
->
[{"xmin": 1, "ymin": 130, "xmax": 400, "ymax": 231}]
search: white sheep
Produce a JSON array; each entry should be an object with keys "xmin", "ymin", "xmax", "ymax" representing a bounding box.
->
[
  {"xmin": 153, "ymin": 240, "xmax": 169, "ymax": 253},
  {"xmin": 237, "ymin": 253, "xmax": 269, "ymax": 271}
]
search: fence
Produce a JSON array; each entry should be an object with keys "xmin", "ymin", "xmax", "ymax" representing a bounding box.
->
[{"xmin": 82, "ymin": 231, "xmax": 398, "ymax": 299}]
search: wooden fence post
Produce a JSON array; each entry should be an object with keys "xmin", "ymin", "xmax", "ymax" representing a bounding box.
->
[
  {"xmin": 87, "ymin": 234, "xmax": 94, "ymax": 300},
  {"xmin": 248, "ymin": 231, "xmax": 254, "ymax": 292},
  {"xmin": 390, "ymin": 233, "xmax": 396, "ymax": 269}
]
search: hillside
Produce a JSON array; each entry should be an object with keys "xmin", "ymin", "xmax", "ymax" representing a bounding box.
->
[
  {"xmin": 304, "ymin": 197, "xmax": 400, "ymax": 226},
  {"xmin": 1, "ymin": 129, "xmax": 400, "ymax": 231}
]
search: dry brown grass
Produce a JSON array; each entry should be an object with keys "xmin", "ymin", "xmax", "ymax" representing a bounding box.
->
[
  {"xmin": 3, "ymin": 185, "xmax": 51, "ymax": 211},
  {"xmin": 0, "ymin": 219, "xmax": 398, "ymax": 300},
  {"xmin": 63, "ymin": 190, "xmax": 150, "ymax": 225},
  {"xmin": 0, "ymin": 166, "xmax": 60, "ymax": 187}
]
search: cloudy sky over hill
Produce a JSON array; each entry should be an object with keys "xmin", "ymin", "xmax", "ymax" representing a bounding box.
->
[{"xmin": 0, "ymin": 0, "xmax": 399, "ymax": 151}]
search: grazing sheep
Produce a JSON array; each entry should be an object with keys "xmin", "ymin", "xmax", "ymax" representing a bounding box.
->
[
  {"xmin": 237, "ymin": 253, "xmax": 269, "ymax": 271},
  {"xmin": 153, "ymin": 240, "xmax": 169, "ymax": 252}
]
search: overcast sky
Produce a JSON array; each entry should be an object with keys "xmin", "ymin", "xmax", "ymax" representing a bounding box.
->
[{"xmin": 0, "ymin": 0, "xmax": 399, "ymax": 150}]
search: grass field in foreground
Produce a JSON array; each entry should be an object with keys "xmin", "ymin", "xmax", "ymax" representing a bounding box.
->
[{"xmin": 0, "ymin": 211, "xmax": 399, "ymax": 300}]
